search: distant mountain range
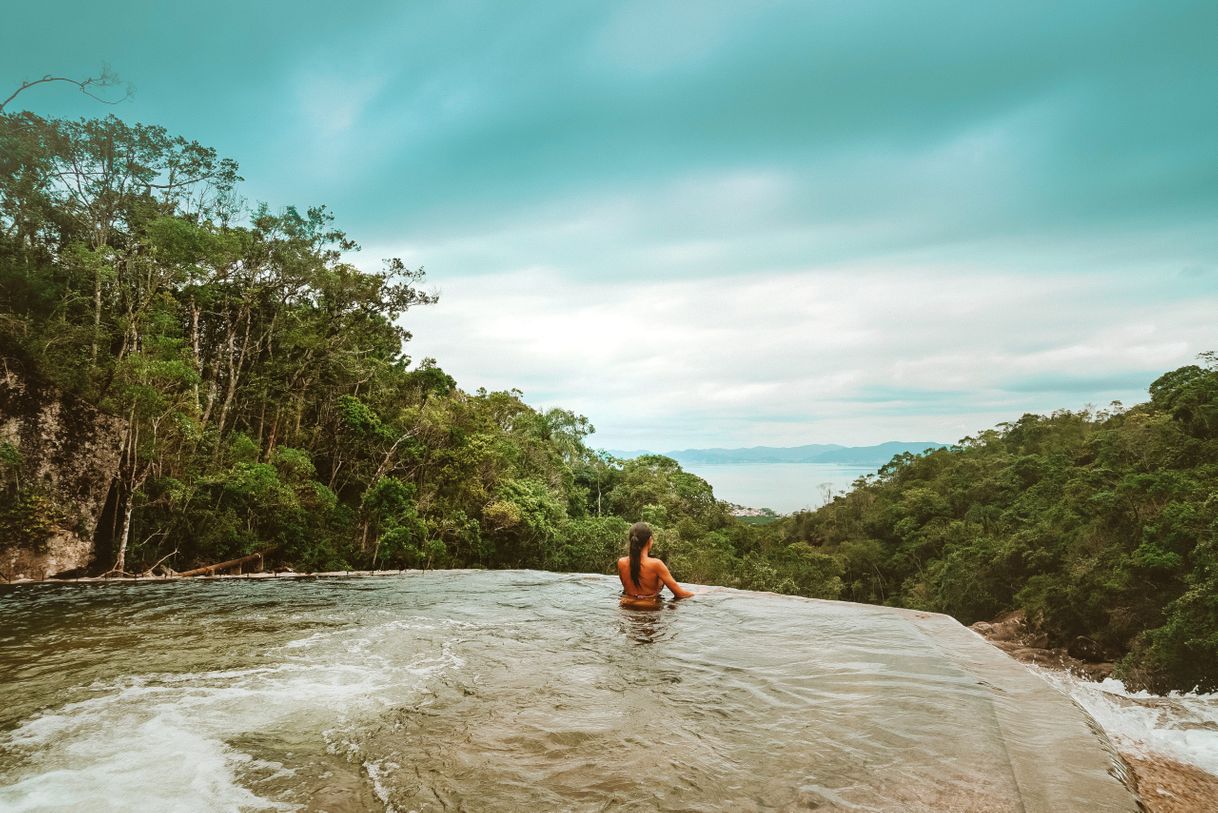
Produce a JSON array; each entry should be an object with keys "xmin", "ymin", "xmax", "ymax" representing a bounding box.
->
[{"xmin": 606, "ymin": 441, "xmax": 945, "ymax": 467}]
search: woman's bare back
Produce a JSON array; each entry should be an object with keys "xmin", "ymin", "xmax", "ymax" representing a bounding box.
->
[{"xmin": 617, "ymin": 554, "xmax": 693, "ymax": 599}]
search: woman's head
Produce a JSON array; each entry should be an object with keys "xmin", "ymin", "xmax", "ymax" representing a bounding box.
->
[{"xmin": 628, "ymin": 521, "xmax": 653, "ymax": 587}]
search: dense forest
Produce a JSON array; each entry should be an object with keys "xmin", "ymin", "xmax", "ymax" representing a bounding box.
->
[
  {"xmin": 771, "ymin": 366, "xmax": 1218, "ymax": 693},
  {"xmin": 1, "ymin": 106, "xmax": 1214, "ymax": 692}
]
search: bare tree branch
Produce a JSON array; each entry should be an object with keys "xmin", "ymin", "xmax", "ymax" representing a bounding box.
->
[
  {"xmin": 1, "ymin": 65, "xmax": 131, "ymax": 113},
  {"xmin": 141, "ymin": 548, "xmax": 179, "ymax": 577}
]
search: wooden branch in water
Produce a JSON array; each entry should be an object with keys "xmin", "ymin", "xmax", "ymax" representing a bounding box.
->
[{"xmin": 177, "ymin": 550, "xmax": 268, "ymax": 578}]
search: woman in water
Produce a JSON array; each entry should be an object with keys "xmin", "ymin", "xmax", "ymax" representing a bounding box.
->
[{"xmin": 617, "ymin": 521, "xmax": 695, "ymax": 606}]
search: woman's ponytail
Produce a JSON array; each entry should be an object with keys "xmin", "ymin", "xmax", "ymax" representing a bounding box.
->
[{"xmin": 628, "ymin": 521, "xmax": 652, "ymax": 587}]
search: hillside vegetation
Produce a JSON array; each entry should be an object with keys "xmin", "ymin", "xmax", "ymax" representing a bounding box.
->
[
  {"xmin": 769, "ymin": 359, "xmax": 1218, "ymax": 692},
  {"xmin": 1, "ymin": 109, "xmax": 1213, "ymax": 692}
]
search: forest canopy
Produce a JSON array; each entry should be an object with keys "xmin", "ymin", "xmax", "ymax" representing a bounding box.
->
[{"xmin": 1, "ymin": 108, "xmax": 1214, "ymax": 692}]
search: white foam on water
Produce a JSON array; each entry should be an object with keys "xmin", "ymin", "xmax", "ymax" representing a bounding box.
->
[
  {"xmin": 364, "ymin": 758, "xmax": 402, "ymax": 813},
  {"xmin": 0, "ymin": 618, "xmax": 463, "ymax": 813},
  {"xmin": 1032, "ymin": 667, "xmax": 1218, "ymax": 776}
]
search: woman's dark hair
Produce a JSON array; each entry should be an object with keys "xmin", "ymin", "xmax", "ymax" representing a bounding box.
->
[{"xmin": 628, "ymin": 522, "xmax": 653, "ymax": 587}]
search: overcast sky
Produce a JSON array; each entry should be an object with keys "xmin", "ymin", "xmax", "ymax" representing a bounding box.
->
[{"xmin": 5, "ymin": 1, "xmax": 1215, "ymax": 448}]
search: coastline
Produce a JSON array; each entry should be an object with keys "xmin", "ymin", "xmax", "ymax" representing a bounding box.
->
[{"xmin": 971, "ymin": 616, "xmax": 1218, "ymax": 813}]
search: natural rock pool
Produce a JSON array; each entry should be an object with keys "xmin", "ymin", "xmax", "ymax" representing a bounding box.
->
[{"xmin": 0, "ymin": 571, "xmax": 1138, "ymax": 811}]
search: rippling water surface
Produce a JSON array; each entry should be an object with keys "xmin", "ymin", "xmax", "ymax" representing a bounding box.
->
[{"xmin": 0, "ymin": 571, "xmax": 1137, "ymax": 812}]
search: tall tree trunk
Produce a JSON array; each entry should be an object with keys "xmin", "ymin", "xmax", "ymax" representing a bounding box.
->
[
  {"xmin": 111, "ymin": 410, "xmax": 138, "ymax": 574},
  {"xmin": 215, "ymin": 307, "xmax": 250, "ymax": 440},
  {"xmin": 190, "ymin": 299, "xmax": 203, "ymax": 409},
  {"xmin": 200, "ymin": 362, "xmax": 219, "ymax": 430},
  {"xmin": 264, "ymin": 408, "xmax": 281, "ymax": 457},
  {"xmin": 256, "ymin": 401, "xmax": 267, "ymax": 446},
  {"xmin": 91, "ymin": 267, "xmax": 102, "ymax": 365},
  {"xmin": 293, "ymin": 397, "xmax": 305, "ymax": 442},
  {"xmin": 112, "ymin": 497, "xmax": 135, "ymax": 575}
]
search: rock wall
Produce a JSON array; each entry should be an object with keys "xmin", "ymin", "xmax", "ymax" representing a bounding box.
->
[{"xmin": 0, "ymin": 366, "xmax": 124, "ymax": 579}]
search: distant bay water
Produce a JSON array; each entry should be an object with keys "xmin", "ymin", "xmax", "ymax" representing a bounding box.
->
[
  {"xmin": 681, "ymin": 462, "xmax": 877, "ymax": 514},
  {"xmin": 608, "ymin": 441, "xmax": 944, "ymax": 515}
]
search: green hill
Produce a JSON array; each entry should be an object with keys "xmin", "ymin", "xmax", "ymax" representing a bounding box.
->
[{"xmin": 768, "ymin": 358, "xmax": 1218, "ymax": 692}]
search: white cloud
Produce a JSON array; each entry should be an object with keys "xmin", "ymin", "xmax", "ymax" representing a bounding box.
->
[{"xmin": 396, "ymin": 262, "xmax": 1216, "ymax": 450}]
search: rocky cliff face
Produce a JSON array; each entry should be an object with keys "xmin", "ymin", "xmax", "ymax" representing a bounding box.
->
[{"xmin": 0, "ymin": 367, "xmax": 124, "ymax": 579}]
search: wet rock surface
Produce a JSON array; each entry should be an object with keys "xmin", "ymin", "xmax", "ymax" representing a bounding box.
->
[
  {"xmin": 1123, "ymin": 755, "xmax": 1218, "ymax": 813},
  {"xmin": 972, "ymin": 611, "xmax": 1217, "ymax": 813},
  {"xmin": 970, "ymin": 611, "xmax": 1116, "ymax": 681}
]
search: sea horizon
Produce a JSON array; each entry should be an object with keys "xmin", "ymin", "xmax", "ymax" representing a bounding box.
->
[{"xmin": 679, "ymin": 461, "xmax": 879, "ymax": 514}]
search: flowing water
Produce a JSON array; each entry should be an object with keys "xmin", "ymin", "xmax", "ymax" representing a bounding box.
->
[
  {"xmin": 0, "ymin": 571, "xmax": 1139, "ymax": 812},
  {"xmin": 1030, "ymin": 667, "xmax": 1218, "ymax": 777}
]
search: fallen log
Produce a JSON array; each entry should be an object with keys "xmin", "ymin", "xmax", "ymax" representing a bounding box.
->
[{"xmin": 177, "ymin": 550, "xmax": 267, "ymax": 578}]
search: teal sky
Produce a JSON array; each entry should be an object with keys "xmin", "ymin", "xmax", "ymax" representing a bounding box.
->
[{"xmin": 4, "ymin": 1, "xmax": 1216, "ymax": 448}]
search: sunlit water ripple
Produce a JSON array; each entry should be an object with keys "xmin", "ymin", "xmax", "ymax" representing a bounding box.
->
[{"xmin": 0, "ymin": 571, "xmax": 1142, "ymax": 811}]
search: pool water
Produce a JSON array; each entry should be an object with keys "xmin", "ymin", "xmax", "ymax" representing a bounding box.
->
[{"xmin": 0, "ymin": 571, "xmax": 1138, "ymax": 811}]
